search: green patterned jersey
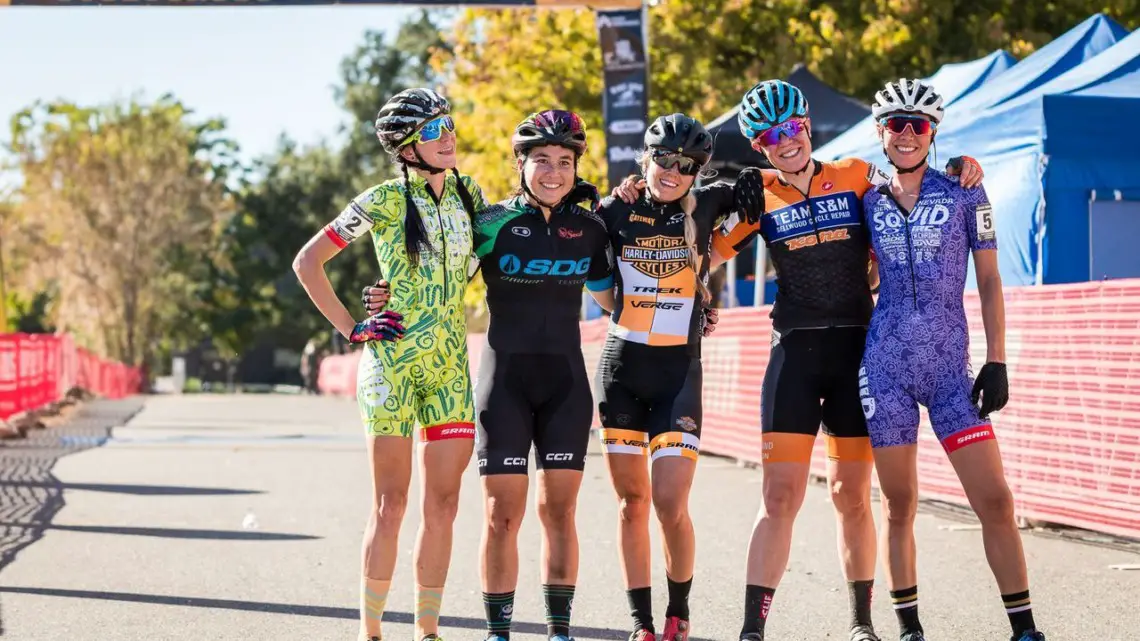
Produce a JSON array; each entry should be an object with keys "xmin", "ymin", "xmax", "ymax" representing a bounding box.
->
[{"xmin": 324, "ymin": 171, "xmax": 487, "ymax": 332}]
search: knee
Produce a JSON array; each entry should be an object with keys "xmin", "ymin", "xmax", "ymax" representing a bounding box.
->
[
  {"xmin": 828, "ymin": 476, "xmax": 870, "ymax": 518},
  {"xmin": 970, "ymin": 483, "xmax": 1015, "ymax": 525},
  {"xmin": 374, "ymin": 489, "xmax": 409, "ymax": 533},
  {"xmin": 423, "ymin": 488, "xmax": 461, "ymax": 526},
  {"xmin": 881, "ymin": 489, "xmax": 918, "ymax": 527},
  {"xmin": 761, "ymin": 479, "xmax": 803, "ymax": 519},
  {"xmin": 618, "ymin": 490, "xmax": 651, "ymax": 526},
  {"xmin": 486, "ymin": 496, "xmax": 524, "ymax": 538},
  {"xmin": 537, "ymin": 498, "xmax": 576, "ymax": 532},
  {"xmin": 652, "ymin": 491, "xmax": 689, "ymax": 528}
]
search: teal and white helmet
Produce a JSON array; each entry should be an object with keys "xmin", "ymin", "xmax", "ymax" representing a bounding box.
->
[{"xmin": 738, "ymin": 80, "xmax": 809, "ymax": 139}]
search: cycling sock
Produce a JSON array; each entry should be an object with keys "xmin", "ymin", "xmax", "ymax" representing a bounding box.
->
[
  {"xmin": 1002, "ymin": 590, "xmax": 1036, "ymax": 635},
  {"xmin": 890, "ymin": 586, "xmax": 923, "ymax": 635},
  {"xmin": 665, "ymin": 575, "xmax": 692, "ymax": 620},
  {"xmin": 848, "ymin": 579, "xmax": 874, "ymax": 628},
  {"xmin": 483, "ymin": 590, "xmax": 515, "ymax": 639},
  {"xmin": 543, "ymin": 584, "xmax": 575, "ymax": 638},
  {"xmin": 361, "ymin": 578, "xmax": 391, "ymax": 639},
  {"xmin": 415, "ymin": 584, "xmax": 444, "ymax": 636},
  {"xmin": 626, "ymin": 586, "xmax": 655, "ymax": 633},
  {"xmin": 740, "ymin": 584, "xmax": 775, "ymax": 637}
]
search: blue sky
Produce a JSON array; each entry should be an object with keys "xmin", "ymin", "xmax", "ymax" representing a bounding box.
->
[{"xmin": 0, "ymin": 6, "xmax": 412, "ymax": 165}]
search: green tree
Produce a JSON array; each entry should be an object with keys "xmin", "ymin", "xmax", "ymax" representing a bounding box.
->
[{"xmin": 8, "ymin": 95, "xmax": 236, "ymax": 367}]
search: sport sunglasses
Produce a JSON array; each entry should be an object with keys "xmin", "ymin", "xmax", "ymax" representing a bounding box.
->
[
  {"xmin": 406, "ymin": 115, "xmax": 455, "ymax": 146},
  {"xmin": 879, "ymin": 115, "xmax": 936, "ymax": 136},
  {"xmin": 755, "ymin": 118, "xmax": 807, "ymax": 147},
  {"xmin": 651, "ymin": 149, "xmax": 702, "ymax": 176}
]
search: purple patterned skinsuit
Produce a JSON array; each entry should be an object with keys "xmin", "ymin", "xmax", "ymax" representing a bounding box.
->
[{"xmin": 859, "ymin": 169, "xmax": 998, "ymax": 453}]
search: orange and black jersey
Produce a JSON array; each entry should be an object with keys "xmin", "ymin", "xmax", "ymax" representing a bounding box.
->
[
  {"xmin": 597, "ymin": 183, "xmax": 735, "ymax": 356},
  {"xmin": 713, "ymin": 158, "xmax": 890, "ymax": 332}
]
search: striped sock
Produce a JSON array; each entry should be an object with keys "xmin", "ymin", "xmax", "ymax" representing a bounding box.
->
[
  {"xmin": 361, "ymin": 578, "xmax": 390, "ymax": 640},
  {"xmin": 483, "ymin": 590, "xmax": 515, "ymax": 639},
  {"xmin": 1003, "ymin": 590, "xmax": 1036, "ymax": 636},
  {"xmin": 890, "ymin": 586, "xmax": 922, "ymax": 635},
  {"xmin": 415, "ymin": 585, "xmax": 444, "ymax": 636},
  {"xmin": 544, "ymin": 584, "xmax": 575, "ymax": 637}
]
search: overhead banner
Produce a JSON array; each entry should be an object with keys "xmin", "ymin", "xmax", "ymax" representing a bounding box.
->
[
  {"xmin": 596, "ymin": 6, "xmax": 648, "ymax": 191},
  {"xmin": 2, "ymin": 0, "xmax": 641, "ymax": 6}
]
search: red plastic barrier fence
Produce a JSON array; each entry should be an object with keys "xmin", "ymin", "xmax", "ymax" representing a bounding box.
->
[
  {"xmin": 0, "ymin": 333, "xmax": 142, "ymax": 421},
  {"xmin": 318, "ymin": 279, "xmax": 1140, "ymax": 538}
]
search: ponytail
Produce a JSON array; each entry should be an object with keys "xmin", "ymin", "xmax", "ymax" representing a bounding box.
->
[
  {"xmin": 681, "ymin": 193, "xmax": 712, "ymax": 304},
  {"xmin": 401, "ymin": 163, "xmax": 432, "ymax": 267},
  {"xmin": 451, "ymin": 167, "xmax": 479, "ymax": 223}
]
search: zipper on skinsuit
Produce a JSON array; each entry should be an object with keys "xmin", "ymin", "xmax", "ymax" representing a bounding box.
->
[{"xmin": 882, "ymin": 190, "xmax": 919, "ymax": 309}]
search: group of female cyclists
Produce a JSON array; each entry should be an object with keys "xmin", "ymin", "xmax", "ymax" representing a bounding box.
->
[{"xmin": 292, "ymin": 72, "xmax": 1047, "ymax": 641}]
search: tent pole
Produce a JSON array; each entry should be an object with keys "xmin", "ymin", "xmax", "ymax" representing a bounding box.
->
[{"xmin": 753, "ymin": 240, "xmax": 767, "ymax": 307}]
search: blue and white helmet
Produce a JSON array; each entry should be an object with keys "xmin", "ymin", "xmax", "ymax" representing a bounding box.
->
[{"xmin": 738, "ymin": 80, "xmax": 809, "ymax": 139}]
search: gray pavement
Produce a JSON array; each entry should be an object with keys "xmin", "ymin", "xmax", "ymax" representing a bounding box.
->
[{"xmin": 0, "ymin": 394, "xmax": 1137, "ymax": 640}]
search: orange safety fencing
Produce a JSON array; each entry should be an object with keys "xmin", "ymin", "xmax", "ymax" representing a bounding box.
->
[
  {"xmin": 319, "ymin": 279, "xmax": 1140, "ymax": 539},
  {"xmin": 0, "ymin": 333, "xmax": 142, "ymax": 421}
]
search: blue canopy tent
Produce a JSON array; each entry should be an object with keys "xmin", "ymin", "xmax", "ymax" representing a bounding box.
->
[
  {"xmin": 818, "ymin": 49, "xmax": 1017, "ymax": 162},
  {"xmin": 820, "ymin": 13, "xmax": 1129, "ymax": 166}
]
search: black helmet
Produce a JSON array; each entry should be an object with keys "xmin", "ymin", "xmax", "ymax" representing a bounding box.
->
[
  {"xmin": 644, "ymin": 113, "xmax": 713, "ymax": 166},
  {"xmin": 512, "ymin": 110, "xmax": 589, "ymax": 157},
  {"xmin": 374, "ymin": 88, "xmax": 451, "ymax": 155}
]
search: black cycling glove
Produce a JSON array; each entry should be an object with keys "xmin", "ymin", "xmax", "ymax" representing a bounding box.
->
[
  {"xmin": 733, "ymin": 167, "xmax": 766, "ymax": 224},
  {"xmin": 564, "ymin": 179, "xmax": 601, "ymax": 212},
  {"xmin": 971, "ymin": 362, "xmax": 1009, "ymax": 418},
  {"xmin": 361, "ymin": 279, "xmax": 388, "ymax": 316}
]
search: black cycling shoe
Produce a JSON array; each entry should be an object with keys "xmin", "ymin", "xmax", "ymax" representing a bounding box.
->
[
  {"xmin": 850, "ymin": 625, "xmax": 881, "ymax": 641},
  {"xmin": 739, "ymin": 634, "xmax": 763, "ymax": 641},
  {"xmin": 900, "ymin": 633, "xmax": 926, "ymax": 641},
  {"xmin": 1012, "ymin": 631, "xmax": 1046, "ymax": 641}
]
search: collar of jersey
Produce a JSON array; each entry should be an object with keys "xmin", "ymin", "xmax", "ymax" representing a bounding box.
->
[
  {"xmin": 404, "ymin": 169, "xmax": 456, "ymax": 194},
  {"xmin": 875, "ymin": 167, "xmax": 943, "ymax": 199},
  {"xmin": 774, "ymin": 158, "xmax": 822, "ymax": 186}
]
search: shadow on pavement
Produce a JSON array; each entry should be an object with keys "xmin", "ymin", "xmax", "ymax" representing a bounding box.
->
[
  {"xmin": 0, "ymin": 522, "xmax": 320, "ymax": 541},
  {"xmin": 0, "ymin": 480, "xmax": 262, "ymax": 496},
  {"xmin": 0, "ymin": 586, "xmax": 701, "ymax": 640},
  {"xmin": 0, "ymin": 398, "xmax": 146, "ymax": 575}
]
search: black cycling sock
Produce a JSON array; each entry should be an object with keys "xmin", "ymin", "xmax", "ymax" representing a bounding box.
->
[
  {"xmin": 1002, "ymin": 590, "xmax": 1036, "ymax": 636},
  {"xmin": 543, "ymin": 584, "xmax": 574, "ymax": 638},
  {"xmin": 740, "ymin": 584, "xmax": 775, "ymax": 638},
  {"xmin": 626, "ymin": 586, "xmax": 654, "ymax": 633},
  {"xmin": 665, "ymin": 575, "xmax": 692, "ymax": 620},
  {"xmin": 848, "ymin": 579, "xmax": 874, "ymax": 628},
  {"xmin": 890, "ymin": 586, "xmax": 923, "ymax": 635},
  {"xmin": 483, "ymin": 590, "xmax": 515, "ymax": 639}
]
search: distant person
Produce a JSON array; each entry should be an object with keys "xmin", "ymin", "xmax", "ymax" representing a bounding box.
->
[
  {"xmin": 860, "ymin": 78, "xmax": 1045, "ymax": 641},
  {"xmin": 712, "ymin": 79, "xmax": 985, "ymax": 641},
  {"xmin": 293, "ymin": 87, "xmax": 485, "ymax": 641},
  {"xmin": 299, "ymin": 338, "xmax": 320, "ymax": 394}
]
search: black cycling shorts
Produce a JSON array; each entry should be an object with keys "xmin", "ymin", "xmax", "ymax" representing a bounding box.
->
[
  {"xmin": 760, "ymin": 326, "xmax": 872, "ymax": 463},
  {"xmin": 474, "ymin": 349, "xmax": 593, "ymax": 476},
  {"xmin": 595, "ymin": 337, "xmax": 702, "ymax": 462}
]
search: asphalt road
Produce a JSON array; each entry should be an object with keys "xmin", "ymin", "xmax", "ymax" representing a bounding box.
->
[{"xmin": 0, "ymin": 395, "xmax": 1136, "ymax": 640}]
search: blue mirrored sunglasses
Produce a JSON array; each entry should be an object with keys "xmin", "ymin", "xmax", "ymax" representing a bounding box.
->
[{"xmin": 408, "ymin": 115, "xmax": 455, "ymax": 145}]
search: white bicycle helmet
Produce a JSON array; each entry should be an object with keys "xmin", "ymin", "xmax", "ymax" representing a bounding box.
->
[{"xmin": 872, "ymin": 79, "xmax": 944, "ymax": 124}]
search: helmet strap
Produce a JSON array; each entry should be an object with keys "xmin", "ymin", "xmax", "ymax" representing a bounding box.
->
[{"xmin": 402, "ymin": 144, "xmax": 446, "ymax": 175}]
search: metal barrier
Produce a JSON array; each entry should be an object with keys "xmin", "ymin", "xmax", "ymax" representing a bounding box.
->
[
  {"xmin": 319, "ymin": 279, "xmax": 1140, "ymax": 538},
  {"xmin": 0, "ymin": 333, "xmax": 142, "ymax": 421}
]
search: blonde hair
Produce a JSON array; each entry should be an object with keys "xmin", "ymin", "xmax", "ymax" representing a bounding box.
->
[{"xmin": 640, "ymin": 154, "xmax": 712, "ymax": 304}]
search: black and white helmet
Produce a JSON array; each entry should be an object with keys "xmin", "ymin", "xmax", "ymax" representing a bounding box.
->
[
  {"xmin": 374, "ymin": 88, "xmax": 451, "ymax": 155},
  {"xmin": 871, "ymin": 79, "xmax": 945, "ymax": 124},
  {"xmin": 645, "ymin": 113, "xmax": 713, "ymax": 166}
]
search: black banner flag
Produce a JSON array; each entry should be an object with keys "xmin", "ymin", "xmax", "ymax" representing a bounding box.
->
[{"xmin": 596, "ymin": 7, "xmax": 648, "ymax": 192}]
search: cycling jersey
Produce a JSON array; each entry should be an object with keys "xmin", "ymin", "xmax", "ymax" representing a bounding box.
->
[
  {"xmin": 473, "ymin": 195, "xmax": 613, "ymax": 354},
  {"xmin": 471, "ymin": 195, "xmax": 612, "ymax": 475},
  {"xmin": 597, "ymin": 183, "xmax": 733, "ymax": 356},
  {"xmin": 594, "ymin": 183, "xmax": 734, "ymax": 461},
  {"xmin": 324, "ymin": 171, "xmax": 486, "ymax": 439},
  {"xmin": 713, "ymin": 158, "xmax": 890, "ymax": 331},
  {"xmin": 859, "ymin": 170, "xmax": 998, "ymax": 452}
]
